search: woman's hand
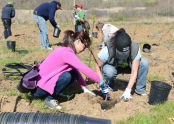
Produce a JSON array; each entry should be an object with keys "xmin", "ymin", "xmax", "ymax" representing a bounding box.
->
[{"xmin": 120, "ymin": 88, "xmax": 132, "ymax": 100}]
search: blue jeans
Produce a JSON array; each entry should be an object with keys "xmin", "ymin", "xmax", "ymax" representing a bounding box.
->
[
  {"xmin": 32, "ymin": 70, "xmax": 79, "ymax": 99},
  {"xmin": 74, "ymin": 25, "xmax": 83, "ymax": 32},
  {"xmin": 102, "ymin": 58, "xmax": 149, "ymax": 94},
  {"xmin": 33, "ymin": 14, "xmax": 49, "ymax": 48}
]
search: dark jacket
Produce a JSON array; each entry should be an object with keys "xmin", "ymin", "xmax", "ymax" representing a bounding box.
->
[
  {"xmin": 1, "ymin": 4, "xmax": 15, "ymax": 19},
  {"xmin": 106, "ymin": 41, "xmax": 139, "ymax": 68},
  {"xmin": 33, "ymin": 1, "xmax": 59, "ymax": 28}
]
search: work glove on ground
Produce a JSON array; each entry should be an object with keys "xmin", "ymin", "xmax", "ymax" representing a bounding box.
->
[
  {"xmin": 120, "ymin": 88, "xmax": 132, "ymax": 100},
  {"xmin": 82, "ymin": 86, "xmax": 97, "ymax": 97}
]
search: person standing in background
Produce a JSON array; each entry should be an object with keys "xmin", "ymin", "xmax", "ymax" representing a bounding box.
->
[
  {"xmin": 33, "ymin": 1, "xmax": 62, "ymax": 50},
  {"xmin": 1, "ymin": 1, "xmax": 15, "ymax": 39},
  {"xmin": 73, "ymin": 2, "xmax": 85, "ymax": 32}
]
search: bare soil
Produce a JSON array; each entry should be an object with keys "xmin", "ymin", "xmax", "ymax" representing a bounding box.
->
[{"xmin": 0, "ymin": 20, "xmax": 174, "ymax": 122}]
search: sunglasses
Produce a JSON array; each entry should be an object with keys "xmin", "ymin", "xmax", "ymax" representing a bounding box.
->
[
  {"xmin": 80, "ymin": 39, "xmax": 88, "ymax": 49},
  {"xmin": 84, "ymin": 44, "xmax": 88, "ymax": 49}
]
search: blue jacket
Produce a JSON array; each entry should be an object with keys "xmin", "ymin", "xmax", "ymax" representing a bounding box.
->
[
  {"xmin": 34, "ymin": 1, "xmax": 59, "ymax": 28},
  {"xmin": 1, "ymin": 4, "xmax": 15, "ymax": 19}
]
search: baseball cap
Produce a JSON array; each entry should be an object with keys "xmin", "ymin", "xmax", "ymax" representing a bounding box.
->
[
  {"xmin": 52, "ymin": 1, "xmax": 62, "ymax": 10},
  {"xmin": 57, "ymin": 2, "xmax": 62, "ymax": 10},
  {"xmin": 113, "ymin": 28, "xmax": 131, "ymax": 52},
  {"xmin": 76, "ymin": 2, "xmax": 83, "ymax": 8}
]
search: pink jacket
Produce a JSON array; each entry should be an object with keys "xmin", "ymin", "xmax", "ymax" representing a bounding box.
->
[{"xmin": 37, "ymin": 46, "xmax": 100, "ymax": 94}]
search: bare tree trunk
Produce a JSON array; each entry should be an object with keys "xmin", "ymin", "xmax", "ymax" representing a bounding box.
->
[{"xmin": 73, "ymin": 0, "xmax": 75, "ymax": 25}]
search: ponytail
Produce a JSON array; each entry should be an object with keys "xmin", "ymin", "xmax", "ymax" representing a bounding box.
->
[
  {"xmin": 62, "ymin": 30, "xmax": 76, "ymax": 52},
  {"xmin": 62, "ymin": 30, "xmax": 91, "ymax": 52}
]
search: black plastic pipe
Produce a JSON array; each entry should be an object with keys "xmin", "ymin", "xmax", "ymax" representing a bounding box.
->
[{"xmin": 0, "ymin": 112, "xmax": 111, "ymax": 124}]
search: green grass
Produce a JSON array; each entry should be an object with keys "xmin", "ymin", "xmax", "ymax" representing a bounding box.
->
[
  {"xmin": 116, "ymin": 101, "xmax": 174, "ymax": 124},
  {"xmin": 139, "ymin": 22, "xmax": 153, "ymax": 25},
  {"xmin": 163, "ymin": 41, "xmax": 174, "ymax": 46},
  {"xmin": 0, "ymin": 45, "xmax": 28, "ymax": 67},
  {"xmin": 0, "ymin": 88, "xmax": 19, "ymax": 96},
  {"xmin": 20, "ymin": 93, "xmax": 65, "ymax": 113},
  {"xmin": 138, "ymin": 41, "xmax": 149, "ymax": 45},
  {"xmin": 81, "ymin": 58, "xmax": 96, "ymax": 68},
  {"xmin": 0, "ymin": 57, "xmax": 22, "ymax": 67},
  {"xmin": 147, "ymin": 75, "xmax": 165, "ymax": 81}
]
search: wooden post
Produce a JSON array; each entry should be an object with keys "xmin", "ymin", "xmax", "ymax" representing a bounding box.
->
[{"xmin": 73, "ymin": 0, "xmax": 75, "ymax": 25}]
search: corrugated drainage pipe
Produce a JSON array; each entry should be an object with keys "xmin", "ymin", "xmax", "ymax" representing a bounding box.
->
[{"xmin": 0, "ymin": 112, "xmax": 111, "ymax": 124}]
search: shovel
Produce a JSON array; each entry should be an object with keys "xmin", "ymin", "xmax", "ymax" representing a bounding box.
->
[{"xmin": 88, "ymin": 48, "xmax": 118, "ymax": 109}]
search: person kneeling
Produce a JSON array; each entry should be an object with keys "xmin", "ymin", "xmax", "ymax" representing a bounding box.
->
[
  {"xmin": 96, "ymin": 28, "xmax": 149, "ymax": 101},
  {"xmin": 32, "ymin": 30, "xmax": 109, "ymax": 110}
]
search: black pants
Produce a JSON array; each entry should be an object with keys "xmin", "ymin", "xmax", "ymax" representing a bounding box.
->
[
  {"xmin": 2, "ymin": 19, "xmax": 12, "ymax": 39},
  {"xmin": 32, "ymin": 69, "xmax": 79, "ymax": 99}
]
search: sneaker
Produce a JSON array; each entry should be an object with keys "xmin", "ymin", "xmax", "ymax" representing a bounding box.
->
[
  {"xmin": 140, "ymin": 93, "xmax": 147, "ymax": 96},
  {"xmin": 41, "ymin": 47, "xmax": 46, "ymax": 49},
  {"xmin": 82, "ymin": 86, "xmax": 97, "ymax": 97},
  {"xmin": 135, "ymin": 91, "xmax": 147, "ymax": 96},
  {"xmin": 44, "ymin": 97, "xmax": 62, "ymax": 110}
]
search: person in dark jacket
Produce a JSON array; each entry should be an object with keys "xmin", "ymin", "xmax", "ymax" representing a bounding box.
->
[
  {"xmin": 33, "ymin": 1, "xmax": 62, "ymax": 50},
  {"xmin": 1, "ymin": 1, "xmax": 15, "ymax": 39},
  {"xmin": 73, "ymin": 2, "xmax": 85, "ymax": 32}
]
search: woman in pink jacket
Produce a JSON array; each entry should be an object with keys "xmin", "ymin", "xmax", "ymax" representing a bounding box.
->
[{"xmin": 32, "ymin": 30, "xmax": 109, "ymax": 110}]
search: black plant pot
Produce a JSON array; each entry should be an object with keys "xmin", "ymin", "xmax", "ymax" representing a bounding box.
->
[
  {"xmin": 143, "ymin": 43, "xmax": 151, "ymax": 53},
  {"xmin": 7, "ymin": 41, "xmax": 16, "ymax": 52},
  {"xmin": 53, "ymin": 27, "xmax": 61, "ymax": 38},
  {"xmin": 92, "ymin": 32, "xmax": 98, "ymax": 38},
  {"xmin": 148, "ymin": 81, "xmax": 172, "ymax": 105}
]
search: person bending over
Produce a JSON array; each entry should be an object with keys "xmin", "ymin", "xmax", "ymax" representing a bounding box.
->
[
  {"xmin": 33, "ymin": 1, "xmax": 62, "ymax": 50},
  {"xmin": 96, "ymin": 28, "xmax": 149, "ymax": 101}
]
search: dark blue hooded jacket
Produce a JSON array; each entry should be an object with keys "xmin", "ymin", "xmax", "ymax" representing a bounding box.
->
[
  {"xmin": 33, "ymin": 1, "xmax": 60, "ymax": 28},
  {"xmin": 1, "ymin": 4, "xmax": 15, "ymax": 19}
]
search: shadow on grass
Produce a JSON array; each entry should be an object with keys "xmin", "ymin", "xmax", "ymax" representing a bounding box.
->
[{"xmin": 16, "ymin": 50, "xmax": 29, "ymax": 54}]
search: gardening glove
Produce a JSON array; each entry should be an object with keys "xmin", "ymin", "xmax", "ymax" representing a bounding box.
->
[
  {"xmin": 100, "ymin": 82, "xmax": 110, "ymax": 99},
  {"xmin": 100, "ymin": 83, "xmax": 109, "ymax": 93},
  {"xmin": 73, "ymin": 11, "xmax": 80, "ymax": 19},
  {"xmin": 56, "ymin": 24, "xmax": 61, "ymax": 31},
  {"xmin": 82, "ymin": 86, "xmax": 97, "ymax": 97},
  {"xmin": 57, "ymin": 24, "xmax": 61, "ymax": 28},
  {"xmin": 73, "ymin": 11, "xmax": 76, "ymax": 17},
  {"xmin": 120, "ymin": 88, "xmax": 132, "ymax": 100},
  {"xmin": 99, "ymin": 78, "xmax": 113, "ymax": 92},
  {"xmin": 75, "ymin": 15, "xmax": 80, "ymax": 19}
]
